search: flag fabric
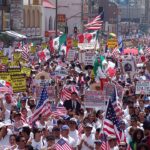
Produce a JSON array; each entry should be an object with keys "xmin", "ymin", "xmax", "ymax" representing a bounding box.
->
[
  {"xmin": 21, "ymin": 44, "xmax": 29, "ymax": 61},
  {"xmin": 118, "ymin": 36, "xmax": 123, "ymax": 53},
  {"xmin": 38, "ymin": 48, "xmax": 50, "ymax": 62},
  {"xmin": 78, "ymin": 123, "xmax": 83, "ymax": 137},
  {"xmin": 84, "ymin": 14, "xmax": 103, "ymax": 30},
  {"xmin": 78, "ymin": 31, "xmax": 98, "ymax": 43},
  {"xmin": 60, "ymin": 85, "xmax": 78, "ymax": 102},
  {"xmin": 144, "ymin": 47, "xmax": 150, "ymax": 56},
  {"xmin": 0, "ymin": 80, "xmax": 13, "ymax": 94},
  {"xmin": 100, "ymin": 133, "xmax": 110, "ymax": 150},
  {"xmin": 29, "ymin": 86, "xmax": 51, "ymax": 124},
  {"xmin": 55, "ymin": 138, "xmax": 72, "ymax": 150},
  {"xmin": 112, "ymin": 47, "xmax": 120, "ymax": 59},
  {"xmin": 50, "ymin": 104, "xmax": 67, "ymax": 117},
  {"xmin": 103, "ymin": 89, "xmax": 124, "ymax": 142},
  {"xmin": 51, "ymin": 34, "xmax": 67, "ymax": 51}
]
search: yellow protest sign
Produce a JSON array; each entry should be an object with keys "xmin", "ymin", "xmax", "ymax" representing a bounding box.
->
[
  {"xmin": 1, "ymin": 57, "xmax": 8, "ymax": 65},
  {"xmin": 41, "ymin": 43, "xmax": 47, "ymax": 49},
  {"xmin": 8, "ymin": 61, "xmax": 21, "ymax": 72},
  {"xmin": 0, "ymin": 50, "xmax": 4, "ymax": 57},
  {"xmin": 72, "ymin": 39, "xmax": 78, "ymax": 48},
  {"xmin": 13, "ymin": 52, "xmax": 21, "ymax": 61},
  {"xmin": 0, "ymin": 73, "xmax": 11, "ymax": 82},
  {"xmin": 107, "ymin": 38, "xmax": 118, "ymax": 49},
  {"xmin": 30, "ymin": 46, "xmax": 36, "ymax": 53},
  {"xmin": 21, "ymin": 67, "xmax": 31, "ymax": 77},
  {"xmin": 11, "ymin": 74, "xmax": 26, "ymax": 93}
]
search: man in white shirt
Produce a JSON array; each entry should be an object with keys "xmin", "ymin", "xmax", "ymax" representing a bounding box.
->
[
  {"xmin": 78, "ymin": 123, "xmax": 95, "ymax": 150},
  {"xmin": 60, "ymin": 125, "xmax": 76, "ymax": 149}
]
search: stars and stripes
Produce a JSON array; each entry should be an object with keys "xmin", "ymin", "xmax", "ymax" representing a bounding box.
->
[
  {"xmin": 103, "ymin": 91, "xmax": 123, "ymax": 142},
  {"xmin": 21, "ymin": 44, "xmax": 29, "ymax": 61},
  {"xmin": 29, "ymin": 86, "xmax": 51, "ymax": 124},
  {"xmin": 84, "ymin": 13, "xmax": 103, "ymax": 30},
  {"xmin": 112, "ymin": 47, "xmax": 120, "ymax": 59},
  {"xmin": 78, "ymin": 123, "xmax": 83, "ymax": 137},
  {"xmin": 50, "ymin": 104, "xmax": 67, "ymax": 117},
  {"xmin": 55, "ymin": 138, "xmax": 73, "ymax": 150},
  {"xmin": 144, "ymin": 47, "xmax": 150, "ymax": 56}
]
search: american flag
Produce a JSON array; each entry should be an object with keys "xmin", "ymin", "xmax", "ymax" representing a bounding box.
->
[
  {"xmin": 144, "ymin": 47, "xmax": 150, "ymax": 56},
  {"xmin": 100, "ymin": 134, "xmax": 110, "ymax": 150},
  {"xmin": 112, "ymin": 47, "xmax": 120, "ymax": 59},
  {"xmin": 50, "ymin": 104, "xmax": 67, "ymax": 117},
  {"xmin": 21, "ymin": 44, "xmax": 29, "ymax": 61},
  {"xmin": 103, "ymin": 95, "xmax": 123, "ymax": 142},
  {"xmin": 29, "ymin": 86, "xmax": 51, "ymax": 124},
  {"xmin": 84, "ymin": 13, "xmax": 103, "ymax": 30},
  {"xmin": 78, "ymin": 123, "xmax": 83, "ymax": 137},
  {"xmin": 55, "ymin": 138, "xmax": 72, "ymax": 150},
  {"xmin": 60, "ymin": 85, "xmax": 78, "ymax": 102}
]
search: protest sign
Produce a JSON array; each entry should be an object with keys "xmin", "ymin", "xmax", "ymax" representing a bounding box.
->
[
  {"xmin": 51, "ymin": 69, "xmax": 68, "ymax": 78},
  {"xmin": 103, "ymin": 83, "xmax": 124, "ymax": 100},
  {"xmin": 84, "ymin": 90, "xmax": 109, "ymax": 110},
  {"xmin": 79, "ymin": 51, "xmax": 95, "ymax": 66},
  {"xmin": 136, "ymin": 80, "xmax": 150, "ymax": 95},
  {"xmin": 21, "ymin": 67, "xmax": 31, "ymax": 77},
  {"xmin": 66, "ymin": 49, "xmax": 76, "ymax": 61},
  {"xmin": 11, "ymin": 74, "xmax": 26, "ymax": 93},
  {"xmin": 107, "ymin": 38, "xmax": 118, "ymax": 49},
  {"xmin": 8, "ymin": 61, "xmax": 21, "ymax": 72},
  {"xmin": 13, "ymin": 52, "xmax": 22, "ymax": 61},
  {"xmin": 0, "ymin": 73, "xmax": 11, "ymax": 82},
  {"xmin": 0, "ymin": 50, "xmax": 4, "ymax": 57},
  {"xmin": 78, "ymin": 42, "xmax": 99, "ymax": 50},
  {"xmin": 1, "ymin": 57, "xmax": 8, "ymax": 65},
  {"xmin": 121, "ymin": 56, "xmax": 136, "ymax": 73}
]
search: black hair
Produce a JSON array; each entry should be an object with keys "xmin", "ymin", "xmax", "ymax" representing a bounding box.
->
[
  {"xmin": 137, "ymin": 143, "xmax": 149, "ymax": 150},
  {"xmin": 132, "ymin": 129, "xmax": 144, "ymax": 143}
]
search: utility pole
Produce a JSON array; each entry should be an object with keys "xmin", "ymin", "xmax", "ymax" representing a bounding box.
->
[
  {"xmin": 81, "ymin": 0, "xmax": 83, "ymax": 32},
  {"xmin": 55, "ymin": 0, "xmax": 58, "ymax": 37}
]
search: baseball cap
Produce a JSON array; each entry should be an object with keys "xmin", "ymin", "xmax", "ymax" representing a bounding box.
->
[
  {"xmin": 61, "ymin": 125, "xmax": 70, "ymax": 131},
  {"xmin": 69, "ymin": 118, "xmax": 77, "ymax": 124},
  {"xmin": 84, "ymin": 123, "xmax": 93, "ymax": 128},
  {"xmin": 94, "ymin": 140, "xmax": 102, "ymax": 144}
]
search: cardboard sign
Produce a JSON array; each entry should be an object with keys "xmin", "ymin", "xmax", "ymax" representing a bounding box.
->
[
  {"xmin": 78, "ymin": 42, "xmax": 99, "ymax": 50},
  {"xmin": 13, "ymin": 52, "xmax": 21, "ymax": 61},
  {"xmin": 21, "ymin": 67, "xmax": 31, "ymax": 77},
  {"xmin": 121, "ymin": 56, "xmax": 136, "ymax": 73},
  {"xmin": 84, "ymin": 91, "xmax": 109, "ymax": 110},
  {"xmin": 136, "ymin": 80, "xmax": 150, "ymax": 95},
  {"xmin": 67, "ymin": 49, "xmax": 76, "ymax": 61},
  {"xmin": 1, "ymin": 57, "xmax": 8, "ymax": 65},
  {"xmin": 103, "ymin": 83, "xmax": 124, "ymax": 100},
  {"xmin": 79, "ymin": 51, "xmax": 95, "ymax": 66},
  {"xmin": 0, "ymin": 50, "xmax": 4, "ymax": 57},
  {"xmin": 11, "ymin": 74, "xmax": 26, "ymax": 93},
  {"xmin": 107, "ymin": 38, "xmax": 118, "ymax": 49}
]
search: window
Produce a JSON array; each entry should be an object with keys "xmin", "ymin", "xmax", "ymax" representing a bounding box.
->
[{"xmin": 49, "ymin": 16, "xmax": 53, "ymax": 30}]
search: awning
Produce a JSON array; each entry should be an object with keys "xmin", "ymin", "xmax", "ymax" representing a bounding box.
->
[{"xmin": 3, "ymin": 31, "xmax": 27, "ymax": 39}]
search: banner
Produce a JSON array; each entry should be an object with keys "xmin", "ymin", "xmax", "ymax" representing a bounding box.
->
[
  {"xmin": 79, "ymin": 51, "xmax": 95, "ymax": 66},
  {"xmin": 78, "ymin": 42, "xmax": 99, "ymax": 50},
  {"xmin": 84, "ymin": 91, "xmax": 109, "ymax": 110},
  {"xmin": 11, "ymin": 74, "xmax": 26, "ymax": 93},
  {"xmin": 66, "ymin": 49, "xmax": 76, "ymax": 61},
  {"xmin": 136, "ymin": 80, "xmax": 150, "ymax": 95}
]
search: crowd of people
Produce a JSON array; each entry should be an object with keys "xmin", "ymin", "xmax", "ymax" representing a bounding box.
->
[{"xmin": 0, "ymin": 39, "xmax": 150, "ymax": 150}]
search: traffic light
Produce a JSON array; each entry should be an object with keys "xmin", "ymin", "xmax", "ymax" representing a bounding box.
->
[{"xmin": 74, "ymin": 27, "xmax": 77, "ymax": 34}]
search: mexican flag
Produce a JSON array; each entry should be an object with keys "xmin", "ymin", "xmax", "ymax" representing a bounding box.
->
[{"xmin": 50, "ymin": 34, "xmax": 67, "ymax": 51}]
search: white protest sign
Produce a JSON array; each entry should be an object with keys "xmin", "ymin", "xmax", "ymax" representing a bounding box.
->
[
  {"xmin": 67, "ymin": 49, "xmax": 76, "ymax": 61},
  {"xmin": 136, "ymin": 80, "xmax": 150, "ymax": 95},
  {"xmin": 121, "ymin": 56, "xmax": 136, "ymax": 73},
  {"xmin": 84, "ymin": 90, "xmax": 109, "ymax": 110},
  {"xmin": 78, "ymin": 42, "xmax": 100, "ymax": 50},
  {"xmin": 51, "ymin": 69, "xmax": 68, "ymax": 78},
  {"xmin": 79, "ymin": 51, "xmax": 95, "ymax": 65}
]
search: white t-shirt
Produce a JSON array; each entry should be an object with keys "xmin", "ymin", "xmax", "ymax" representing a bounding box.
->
[
  {"xmin": 80, "ymin": 133, "xmax": 95, "ymax": 150},
  {"xmin": 31, "ymin": 138, "xmax": 46, "ymax": 150},
  {"xmin": 61, "ymin": 136, "xmax": 76, "ymax": 148},
  {"xmin": 69, "ymin": 130, "xmax": 80, "ymax": 147}
]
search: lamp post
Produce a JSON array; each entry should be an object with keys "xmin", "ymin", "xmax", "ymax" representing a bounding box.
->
[{"xmin": 55, "ymin": 0, "xmax": 58, "ymax": 37}]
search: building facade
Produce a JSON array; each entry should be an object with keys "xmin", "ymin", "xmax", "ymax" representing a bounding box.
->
[{"xmin": 23, "ymin": 0, "xmax": 55, "ymax": 42}]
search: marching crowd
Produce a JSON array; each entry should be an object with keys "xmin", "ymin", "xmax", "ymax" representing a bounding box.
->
[{"xmin": 0, "ymin": 43, "xmax": 150, "ymax": 150}]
